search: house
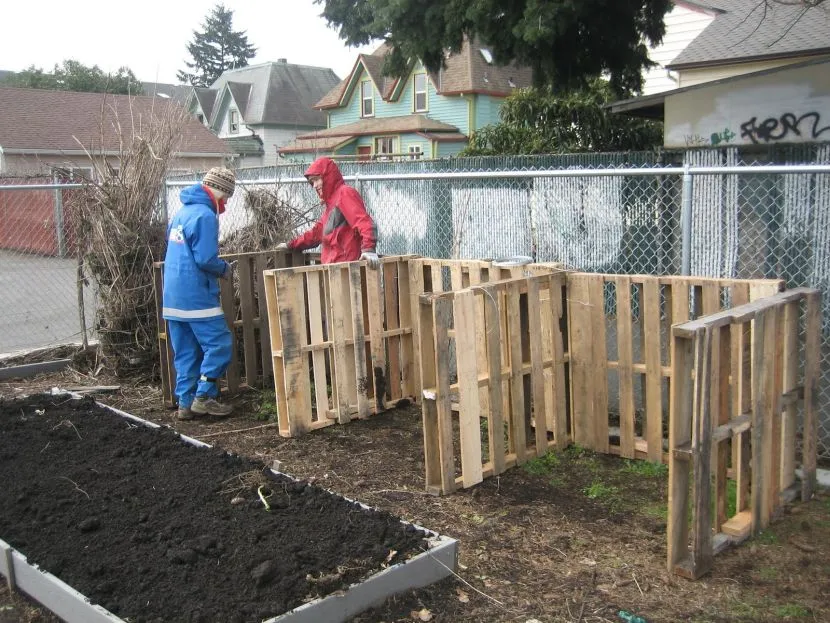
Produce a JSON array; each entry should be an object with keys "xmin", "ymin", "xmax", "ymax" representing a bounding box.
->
[
  {"xmin": 187, "ymin": 60, "xmax": 341, "ymax": 168},
  {"xmin": 278, "ymin": 39, "xmax": 533, "ymax": 161},
  {"xmin": 0, "ymin": 86, "xmax": 231, "ymax": 176},
  {"xmin": 609, "ymin": 0, "xmax": 830, "ymax": 148}
]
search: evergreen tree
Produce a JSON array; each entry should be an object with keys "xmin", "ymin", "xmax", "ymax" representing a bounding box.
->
[
  {"xmin": 178, "ymin": 4, "xmax": 257, "ymax": 87},
  {"xmin": 3, "ymin": 60, "xmax": 143, "ymax": 95},
  {"xmin": 317, "ymin": 0, "xmax": 671, "ymax": 94}
]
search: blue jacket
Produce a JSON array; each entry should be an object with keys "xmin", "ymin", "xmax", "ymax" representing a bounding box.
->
[{"xmin": 162, "ymin": 184, "xmax": 229, "ymax": 322}]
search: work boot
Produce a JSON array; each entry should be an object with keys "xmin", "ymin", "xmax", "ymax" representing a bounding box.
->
[
  {"xmin": 191, "ymin": 396, "xmax": 233, "ymax": 417},
  {"xmin": 176, "ymin": 407, "xmax": 194, "ymax": 421}
]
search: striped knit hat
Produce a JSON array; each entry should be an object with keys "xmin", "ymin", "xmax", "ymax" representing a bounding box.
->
[{"xmin": 203, "ymin": 167, "xmax": 236, "ymax": 196}]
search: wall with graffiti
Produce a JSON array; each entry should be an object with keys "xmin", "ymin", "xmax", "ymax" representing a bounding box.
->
[{"xmin": 664, "ymin": 58, "xmax": 830, "ymax": 148}]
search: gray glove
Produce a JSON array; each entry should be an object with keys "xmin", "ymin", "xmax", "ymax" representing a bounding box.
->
[{"xmin": 360, "ymin": 250, "xmax": 380, "ymax": 270}]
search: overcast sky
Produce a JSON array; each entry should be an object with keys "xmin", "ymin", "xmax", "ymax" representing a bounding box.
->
[{"xmin": 1, "ymin": 0, "xmax": 377, "ymax": 84}]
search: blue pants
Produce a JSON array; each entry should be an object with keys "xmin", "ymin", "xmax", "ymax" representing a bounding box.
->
[{"xmin": 168, "ymin": 318, "xmax": 233, "ymax": 409}]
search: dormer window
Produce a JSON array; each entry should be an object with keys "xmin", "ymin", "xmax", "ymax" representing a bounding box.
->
[
  {"xmin": 480, "ymin": 48, "xmax": 493, "ymax": 64},
  {"xmin": 413, "ymin": 73, "xmax": 427, "ymax": 112},
  {"xmin": 229, "ymin": 109, "xmax": 239, "ymax": 134},
  {"xmin": 361, "ymin": 81, "xmax": 374, "ymax": 117}
]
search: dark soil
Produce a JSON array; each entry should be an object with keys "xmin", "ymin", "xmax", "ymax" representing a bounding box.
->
[
  {"xmin": 1, "ymin": 363, "xmax": 830, "ymax": 623},
  {"xmin": 0, "ymin": 393, "xmax": 428, "ymax": 623}
]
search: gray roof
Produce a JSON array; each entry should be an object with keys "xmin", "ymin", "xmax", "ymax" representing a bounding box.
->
[
  {"xmin": 207, "ymin": 61, "xmax": 340, "ymax": 128},
  {"xmin": 193, "ymin": 88, "xmax": 219, "ymax": 119},
  {"xmin": 223, "ymin": 134, "xmax": 264, "ymax": 156},
  {"xmin": 141, "ymin": 82, "xmax": 191, "ymax": 103},
  {"xmin": 669, "ymin": 0, "xmax": 830, "ymax": 68}
]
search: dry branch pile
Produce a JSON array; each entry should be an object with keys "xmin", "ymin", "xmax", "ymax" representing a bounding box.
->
[
  {"xmin": 69, "ymin": 98, "xmax": 191, "ymax": 377},
  {"xmin": 221, "ymin": 184, "xmax": 316, "ymax": 254}
]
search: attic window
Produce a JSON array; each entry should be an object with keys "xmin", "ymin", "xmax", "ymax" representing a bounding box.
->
[
  {"xmin": 480, "ymin": 48, "xmax": 493, "ymax": 64},
  {"xmin": 229, "ymin": 109, "xmax": 239, "ymax": 134}
]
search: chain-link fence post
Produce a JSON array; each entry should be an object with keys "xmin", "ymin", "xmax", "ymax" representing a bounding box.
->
[
  {"xmin": 680, "ymin": 163, "xmax": 694, "ymax": 276},
  {"xmin": 52, "ymin": 174, "xmax": 67, "ymax": 259}
]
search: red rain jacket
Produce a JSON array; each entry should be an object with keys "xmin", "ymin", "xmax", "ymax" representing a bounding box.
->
[{"xmin": 288, "ymin": 157, "xmax": 378, "ymax": 263}]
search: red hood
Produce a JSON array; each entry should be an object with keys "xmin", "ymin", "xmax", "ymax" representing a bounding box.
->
[{"xmin": 304, "ymin": 157, "xmax": 344, "ymax": 204}]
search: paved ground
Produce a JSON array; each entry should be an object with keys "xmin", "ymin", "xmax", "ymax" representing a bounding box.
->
[{"xmin": 0, "ymin": 250, "xmax": 96, "ymax": 356}]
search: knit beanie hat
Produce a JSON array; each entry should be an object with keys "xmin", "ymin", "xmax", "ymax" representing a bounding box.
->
[{"xmin": 203, "ymin": 167, "xmax": 236, "ymax": 196}]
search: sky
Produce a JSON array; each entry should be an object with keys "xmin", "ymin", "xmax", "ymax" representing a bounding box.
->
[{"xmin": 1, "ymin": 0, "xmax": 378, "ymax": 84}]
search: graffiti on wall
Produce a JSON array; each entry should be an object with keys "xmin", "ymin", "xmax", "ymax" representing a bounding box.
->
[{"xmin": 740, "ymin": 112, "xmax": 830, "ymax": 144}]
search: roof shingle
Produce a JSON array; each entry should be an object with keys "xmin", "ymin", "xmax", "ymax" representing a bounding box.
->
[
  {"xmin": 668, "ymin": 0, "xmax": 830, "ymax": 68},
  {"xmin": 0, "ymin": 86, "xmax": 231, "ymax": 154}
]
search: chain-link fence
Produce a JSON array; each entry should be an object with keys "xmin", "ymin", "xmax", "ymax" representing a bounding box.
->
[
  {"xmin": 0, "ymin": 178, "xmax": 96, "ymax": 356},
  {"xmin": 3, "ymin": 145, "xmax": 829, "ymax": 458}
]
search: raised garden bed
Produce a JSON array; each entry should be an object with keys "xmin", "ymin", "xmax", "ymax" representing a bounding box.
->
[{"xmin": 0, "ymin": 392, "xmax": 456, "ymax": 622}]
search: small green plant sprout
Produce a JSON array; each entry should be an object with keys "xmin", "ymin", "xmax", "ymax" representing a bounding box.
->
[
  {"xmin": 584, "ymin": 481, "xmax": 618, "ymax": 500},
  {"xmin": 623, "ymin": 459, "xmax": 667, "ymax": 477},
  {"xmin": 523, "ymin": 451, "xmax": 560, "ymax": 476}
]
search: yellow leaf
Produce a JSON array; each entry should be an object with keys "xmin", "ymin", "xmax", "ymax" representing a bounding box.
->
[{"xmin": 456, "ymin": 588, "xmax": 470, "ymax": 603}]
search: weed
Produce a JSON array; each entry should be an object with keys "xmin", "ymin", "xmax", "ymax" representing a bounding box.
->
[
  {"xmin": 584, "ymin": 481, "xmax": 618, "ymax": 500},
  {"xmin": 523, "ymin": 451, "xmax": 560, "ymax": 476},
  {"xmin": 757, "ymin": 566, "xmax": 778, "ymax": 580},
  {"xmin": 256, "ymin": 390, "xmax": 279, "ymax": 422},
  {"xmin": 623, "ymin": 459, "xmax": 667, "ymax": 477},
  {"xmin": 753, "ymin": 530, "xmax": 779, "ymax": 545},
  {"xmin": 643, "ymin": 503, "xmax": 668, "ymax": 521},
  {"xmin": 774, "ymin": 604, "xmax": 810, "ymax": 618}
]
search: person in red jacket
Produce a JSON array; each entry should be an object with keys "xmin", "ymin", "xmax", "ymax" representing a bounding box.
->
[{"xmin": 278, "ymin": 157, "xmax": 379, "ymax": 268}]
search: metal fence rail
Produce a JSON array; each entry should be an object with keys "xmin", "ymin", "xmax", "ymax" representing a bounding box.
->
[{"xmin": 3, "ymin": 146, "xmax": 829, "ymax": 458}]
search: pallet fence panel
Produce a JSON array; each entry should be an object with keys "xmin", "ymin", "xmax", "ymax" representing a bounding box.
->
[
  {"xmin": 237, "ymin": 258, "xmax": 258, "ymax": 387},
  {"xmin": 365, "ymin": 265, "xmax": 388, "ymax": 411},
  {"xmin": 527, "ymin": 278, "xmax": 549, "ymax": 454},
  {"xmin": 263, "ymin": 269, "xmax": 290, "ymax": 436},
  {"xmin": 483, "ymin": 285, "xmax": 507, "ymax": 475},
  {"xmin": 588, "ymin": 274, "xmax": 610, "ymax": 454},
  {"xmin": 219, "ymin": 273, "xmax": 242, "ymax": 393},
  {"xmin": 507, "ymin": 281, "xmax": 528, "ymax": 464},
  {"xmin": 551, "ymin": 277, "xmax": 569, "ymax": 449},
  {"xmin": 419, "ymin": 291, "xmax": 441, "ymax": 495},
  {"xmin": 567, "ymin": 275, "xmax": 592, "ymax": 448},
  {"xmin": 642, "ymin": 276, "xmax": 663, "ymax": 462},
  {"xmin": 348, "ymin": 264, "xmax": 371, "ymax": 419},
  {"xmin": 433, "ymin": 296, "xmax": 456, "ymax": 494},
  {"xmin": 668, "ymin": 287, "xmax": 820, "ymax": 578},
  {"xmin": 397, "ymin": 259, "xmax": 415, "ymax": 399},
  {"xmin": 328, "ymin": 265, "xmax": 356, "ymax": 425},
  {"xmin": 803, "ymin": 291, "xmax": 821, "ymax": 501}
]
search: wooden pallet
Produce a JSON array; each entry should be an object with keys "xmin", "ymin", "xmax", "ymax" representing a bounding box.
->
[
  {"xmin": 566, "ymin": 274, "xmax": 784, "ymax": 462},
  {"xmin": 262, "ymin": 256, "xmax": 420, "ymax": 437},
  {"xmin": 153, "ymin": 249, "xmax": 313, "ymax": 407},
  {"xmin": 419, "ymin": 269, "xmax": 569, "ymax": 495},
  {"xmin": 668, "ymin": 287, "xmax": 821, "ymax": 579}
]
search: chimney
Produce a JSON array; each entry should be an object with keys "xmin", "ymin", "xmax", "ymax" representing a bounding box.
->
[{"xmin": 277, "ymin": 58, "xmax": 287, "ymax": 64}]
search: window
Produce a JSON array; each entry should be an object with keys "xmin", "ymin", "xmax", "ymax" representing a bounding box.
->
[
  {"xmin": 413, "ymin": 73, "xmax": 427, "ymax": 112},
  {"xmin": 196, "ymin": 113, "xmax": 205, "ymax": 124},
  {"xmin": 52, "ymin": 167, "xmax": 94, "ymax": 182},
  {"xmin": 229, "ymin": 109, "xmax": 239, "ymax": 134},
  {"xmin": 408, "ymin": 145, "xmax": 423, "ymax": 160},
  {"xmin": 374, "ymin": 136, "xmax": 395, "ymax": 160},
  {"xmin": 361, "ymin": 81, "xmax": 374, "ymax": 117}
]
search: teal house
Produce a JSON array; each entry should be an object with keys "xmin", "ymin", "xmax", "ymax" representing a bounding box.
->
[{"xmin": 279, "ymin": 39, "xmax": 532, "ymax": 161}]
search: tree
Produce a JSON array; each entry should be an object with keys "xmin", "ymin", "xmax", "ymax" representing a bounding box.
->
[
  {"xmin": 178, "ymin": 4, "xmax": 257, "ymax": 87},
  {"xmin": 3, "ymin": 61, "xmax": 143, "ymax": 95},
  {"xmin": 461, "ymin": 79, "xmax": 663, "ymax": 156},
  {"xmin": 317, "ymin": 0, "xmax": 672, "ymax": 94}
]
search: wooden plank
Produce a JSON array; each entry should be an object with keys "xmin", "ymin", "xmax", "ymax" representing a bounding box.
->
[
  {"xmin": 483, "ymin": 287, "xmax": 507, "ymax": 475},
  {"xmin": 587, "ymin": 275, "xmax": 609, "ymax": 453},
  {"xmin": 643, "ymin": 277, "xmax": 663, "ymax": 462},
  {"xmin": 468, "ymin": 264, "xmax": 491, "ymax": 435},
  {"xmin": 714, "ymin": 324, "xmax": 731, "ymax": 532},
  {"xmin": 263, "ymin": 272, "xmax": 290, "ymax": 436},
  {"xmin": 668, "ymin": 329, "xmax": 695, "ymax": 572},
  {"xmin": 551, "ymin": 275, "xmax": 568, "ymax": 449},
  {"xmin": 721, "ymin": 510, "xmax": 752, "ymax": 540},
  {"xmin": 219, "ymin": 275, "xmax": 241, "ymax": 393},
  {"xmin": 769, "ymin": 306, "xmax": 784, "ymax": 519},
  {"xmin": 691, "ymin": 327, "xmax": 714, "ymax": 578},
  {"xmin": 780, "ymin": 301, "xmax": 798, "ymax": 490},
  {"xmin": 616, "ymin": 275, "xmax": 636, "ymax": 459},
  {"xmin": 730, "ymin": 284, "xmax": 750, "ymax": 511},
  {"xmin": 238, "ymin": 258, "xmax": 259, "ymax": 388},
  {"xmin": 751, "ymin": 309, "xmax": 770, "ymax": 533},
  {"xmin": 419, "ymin": 294, "xmax": 440, "ymax": 491},
  {"xmin": 508, "ymin": 281, "xmax": 528, "ymax": 464},
  {"xmin": 274, "ymin": 270, "xmax": 312, "ymax": 437},
  {"xmin": 365, "ymin": 265, "xmax": 388, "ymax": 412},
  {"xmin": 762, "ymin": 307, "xmax": 780, "ymax": 524},
  {"xmin": 349, "ymin": 264, "xmax": 370, "ymax": 419},
  {"xmin": 328, "ymin": 266, "xmax": 354, "ymax": 424},
  {"xmin": 306, "ymin": 271, "xmax": 329, "ymax": 422},
  {"xmin": 256, "ymin": 254, "xmax": 274, "ymax": 382},
  {"xmin": 383, "ymin": 261, "xmax": 402, "ymax": 401},
  {"xmin": 397, "ymin": 259, "xmax": 415, "ymax": 398},
  {"xmin": 567, "ymin": 274, "xmax": 591, "ymax": 448},
  {"xmin": 454, "ymin": 290, "xmax": 485, "ymax": 488},
  {"xmin": 433, "ymin": 297, "xmax": 457, "ymax": 494},
  {"xmin": 527, "ymin": 278, "xmax": 549, "ymax": 454},
  {"xmin": 802, "ymin": 291, "xmax": 821, "ymax": 501},
  {"xmin": 152, "ymin": 264, "xmax": 175, "ymax": 407}
]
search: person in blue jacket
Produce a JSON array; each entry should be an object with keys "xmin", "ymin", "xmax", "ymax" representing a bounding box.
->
[{"xmin": 162, "ymin": 167, "xmax": 236, "ymax": 420}]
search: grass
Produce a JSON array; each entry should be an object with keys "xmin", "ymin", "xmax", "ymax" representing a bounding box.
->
[
  {"xmin": 623, "ymin": 459, "xmax": 667, "ymax": 477},
  {"xmin": 774, "ymin": 604, "xmax": 810, "ymax": 618},
  {"xmin": 256, "ymin": 390, "xmax": 279, "ymax": 421},
  {"xmin": 523, "ymin": 451, "xmax": 560, "ymax": 476},
  {"xmin": 584, "ymin": 481, "xmax": 619, "ymax": 500}
]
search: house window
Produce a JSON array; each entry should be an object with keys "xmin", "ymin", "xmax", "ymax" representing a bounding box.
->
[
  {"xmin": 413, "ymin": 74, "xmax": 427, "ymax": 112},
  {"xmin": 361, "ymin": 81, "xmax": 374, "ymax": 117},
  {"xmin": 229, "ymin": 109, "xmax": 239, "ymax": 134},
  {"xmin": 374, "ymin": 136, "xmax": 395, "ymax": 160},
  {"xmin": 408, "ymin": 145, "xmax": 423, "ymax": 160},
  {"xmin": 52, "ymin": 167, "xmax": 94, "ymax": 182},
  {"xmin": 196, "ymin": 113, "xmax": 205, "ymax": 124}
]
